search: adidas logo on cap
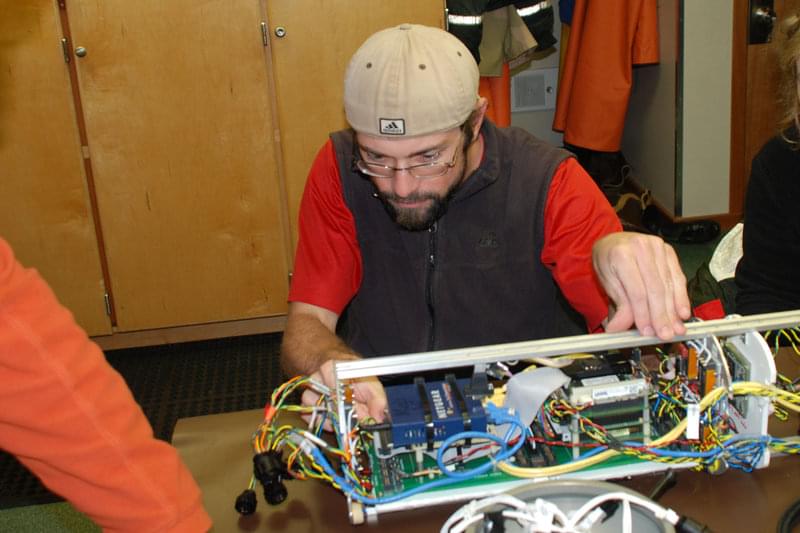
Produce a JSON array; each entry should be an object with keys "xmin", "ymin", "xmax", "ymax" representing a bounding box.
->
[{"xmin": 379, "ymin": 118, "xmax": 405, "ymax": 135}]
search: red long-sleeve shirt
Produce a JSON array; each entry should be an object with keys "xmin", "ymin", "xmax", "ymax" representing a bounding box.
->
[{"xmin": 0, "ymin": 237, "xmax": 211, "ymax": 532}]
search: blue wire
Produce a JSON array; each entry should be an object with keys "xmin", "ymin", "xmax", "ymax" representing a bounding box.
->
[
  {"xmin": 434, "ymin": 426, "xmax": 524, "ymax": 481},
  {"xmin": 309, "ymin": 446, "xmax": 484, "ymax": 504},
  {"xmin": 307, "ymin": 406, "xmax": 528, "ymax": 504},
  {"xmin": 576, "ymin": 445, "xmax": 609, "ymax": 460},
  {"xmin": 621, "ymin": 442, "xmax": 720, "ymax": 459},
  {"xmin": 434, "ymin": 408, "xmax": 528, "ymax": 480}
]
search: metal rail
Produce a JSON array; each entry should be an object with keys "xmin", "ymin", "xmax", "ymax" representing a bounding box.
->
[{"xmin": 333, "ymin": 310, "xmax": 800, "ymax": 380}]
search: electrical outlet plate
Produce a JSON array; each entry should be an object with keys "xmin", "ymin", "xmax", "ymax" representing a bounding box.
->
[{"xmin": 511, "ymin": 67, "xmax": 558, "ymax": 112}]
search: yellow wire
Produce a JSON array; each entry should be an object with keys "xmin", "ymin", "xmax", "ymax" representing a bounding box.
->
[{"xmin": 498, "ymin": 382, "xmax": 799, "ymax": 478}]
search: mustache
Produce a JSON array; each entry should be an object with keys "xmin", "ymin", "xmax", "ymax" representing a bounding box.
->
[{"xmin": 379, "ymin": 192, "xmax": 438, "ymax": 204}]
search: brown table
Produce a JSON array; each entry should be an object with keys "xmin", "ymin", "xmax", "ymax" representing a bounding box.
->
[{"xmin": 173, "ymin": 348, "xmax": 800, "ymax": 532}]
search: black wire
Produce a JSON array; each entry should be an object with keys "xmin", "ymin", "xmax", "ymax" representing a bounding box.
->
[{"xmin": 777, "ymin": 497, "xmax": 800, "ymax": 533}]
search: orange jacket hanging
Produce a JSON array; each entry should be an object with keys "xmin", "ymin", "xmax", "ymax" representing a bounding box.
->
[{"xmin": 553, "ymin": 0, "xmax": 659, "ymax": 152}]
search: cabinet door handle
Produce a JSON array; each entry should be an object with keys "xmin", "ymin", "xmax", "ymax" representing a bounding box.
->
[{"xmin": 75, "ymin": 46, "xmax": 88, "ymax": 58}]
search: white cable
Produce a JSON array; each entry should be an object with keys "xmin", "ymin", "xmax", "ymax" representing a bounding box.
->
[
  {"xmin": 622, "ymin": 499, "xmax": 632, "ymax": 533},
  {"xmin": 442, "ymin": 495, "xmax": 572, "ymax": 533},
  {"xmin": 308, "ymin": 406, "xmax": 319, "ymax": 430},
  {"xmin": 307, "ymin": 377, "xmax": 331, "ymax": 395},
  {"xmin": 443, "ymin": 491, "xmax": 682, "ymax": 533},
  {"xmin": 567, "ymin": 491, "xmax": 680, "ymax": 527},
  {"xmin": 441, "ymin": 495, "xmax": 531, "ymax": 533}
]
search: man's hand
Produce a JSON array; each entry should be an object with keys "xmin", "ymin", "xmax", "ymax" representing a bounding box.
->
[
  {"xmin": 301, "ymin": 357, "xmax": 388, "ymax": 424},
  {"xmin": 593, "ymin": 232, "xmax": 691, "ymax": 340}
]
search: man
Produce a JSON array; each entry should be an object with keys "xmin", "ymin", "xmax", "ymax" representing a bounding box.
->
[
  {"xmin": 0, "ymin": 237, "xmax": 211, "ymax": 532},
  {"xmin": 281, "ymin": 24, "xmax": 689, "ymax": 421}
]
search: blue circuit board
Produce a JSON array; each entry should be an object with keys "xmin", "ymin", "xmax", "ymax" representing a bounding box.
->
[{"xmin": 385, "ymin": 376, "xmax": 487, "ymax": 448}]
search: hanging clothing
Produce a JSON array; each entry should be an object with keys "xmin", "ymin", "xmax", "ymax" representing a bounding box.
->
[
  {"xmin": 446, "ymin": 0, "xmax": 557, "ymax": 65},
  {"xmin": 455, "ymin": 2, "xmax": 550, "ymax": 127},
  {"xmin": 478, "ymin": 4, "xmax": 539, "ymax": 77},
  {"xmin": 553, "ymin": 0, "xmax": 659, "ymax": 152},
  {"xmin": 480, "ymin": 63, "xmax": 512, "ymax": 126},
  {"xmin": 478, "ymin": 6, "xmax": 537, "ymax": 126}
]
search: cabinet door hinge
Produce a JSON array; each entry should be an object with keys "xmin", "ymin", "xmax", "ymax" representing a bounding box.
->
[
  {"xmin": 60, "ymin": 38, "xmax": 71, "ymax": 63},
  {"xmin": 103, "ymin": 293, "xmax": 112, "ymax": 316},
  {"xmin": 260, "ymin": 22, "xmax": 269, "ymax": 47},
  {"xmin": 288, "ymin": 271, "xmax": 292, "ymax": 286}
]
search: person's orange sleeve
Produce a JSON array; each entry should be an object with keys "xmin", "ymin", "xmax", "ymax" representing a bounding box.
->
[{"xmin": 0, "ymin": 237, "xmax": 211, "ymax": 532}]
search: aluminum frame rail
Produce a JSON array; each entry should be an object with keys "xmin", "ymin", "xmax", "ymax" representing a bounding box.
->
[{"xmin": 333, "ymin": 310, "xmax": 800, "ymax": 381}]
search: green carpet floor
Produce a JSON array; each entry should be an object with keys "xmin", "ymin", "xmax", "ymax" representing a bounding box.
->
[{"xmin": 0, "ymin": 503, "xmax": 98, "ymax": 533}]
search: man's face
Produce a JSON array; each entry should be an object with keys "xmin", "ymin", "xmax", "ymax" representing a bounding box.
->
[{"xmin": 355, "ymin": 127, "xmax": 467, "ymax": 231}]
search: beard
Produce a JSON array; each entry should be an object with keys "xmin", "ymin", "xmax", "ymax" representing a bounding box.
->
[{"xmin": 375, "ymin": 165, "xmax": 466, "ymax": 231}]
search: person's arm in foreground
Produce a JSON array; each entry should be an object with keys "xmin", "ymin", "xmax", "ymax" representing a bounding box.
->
[{"xmin": 0, "ymin": 238, "xmax": 211, "ymax": 533}]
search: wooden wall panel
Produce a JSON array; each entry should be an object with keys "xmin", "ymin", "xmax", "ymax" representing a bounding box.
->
[
  {"xmin": 68, "ymin": 0, "xmax": 290, "ymax": 331},
  {"xmin": 0, "ymin": 0, "xmax": 111, "ymax": 335}
]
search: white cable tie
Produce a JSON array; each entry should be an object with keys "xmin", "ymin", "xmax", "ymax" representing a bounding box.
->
[
  {"xmin": 301, "ymin": 430, "xmax": 328, "ymax": 449},
  {"xmin": 686, "ymin": 403, "xmax": 700, "ymax": 440},
  {"xmin": 662, "ymin": 509, "xmax": 681, "ymax": 525}
]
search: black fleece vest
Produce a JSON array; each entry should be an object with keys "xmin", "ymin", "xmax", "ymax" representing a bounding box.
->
[{"xmin": 333, "ymin": 121, "xmax": 573, "ymax": 357}]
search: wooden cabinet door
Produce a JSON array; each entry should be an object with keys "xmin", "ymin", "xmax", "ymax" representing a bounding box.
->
[
  {"xmin": 0, "ymin": 0, "xmax": 111, "ymax": 335},
  {"xmin": 66, "ymin": 1, "xmax": 291, "ymax": 331},
  {"xmin": 265, "ymin": 1, "xmax": 445, "ymax": 253}
]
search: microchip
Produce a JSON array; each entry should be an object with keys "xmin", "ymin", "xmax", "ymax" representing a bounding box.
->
[{"xmin": 384, "ymin": 375, "xmax": 487, "ymax": 449}]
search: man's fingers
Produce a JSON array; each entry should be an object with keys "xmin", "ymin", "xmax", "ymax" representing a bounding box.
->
[
  {"xmin": 596, "ymin": 240, "xmax": 654, "ymax": 335},
  {"xmin": 605, "ymin": 303, "xmax": 634, "ymax": 333},
  {"xmin": 593, "ymin": 233, "xmax": 690, "ymax": 340},
  {"xmin": 666, "ymin": 245, "xmax": 691, "ymax": 325},
  {"xmin": 636, "ymin": 239, "xmax": 677, "ymax": 339},
  {"xmin": 301, "ymin": 388, "xmax": 321, "ymax": 407},
  {"xmin": 353, "ymin": 378, "xmax": 388, "ymax": 423}
]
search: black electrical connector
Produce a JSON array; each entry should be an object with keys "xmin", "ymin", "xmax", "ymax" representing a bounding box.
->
[
  {"xmin": 467, "ymin": 370, "xmax": 491, "ymax": 399},
  {"xmin": 234, "ymin": 489, "xmax": 257, "ymax": 515},
  {"xmin": 253, "ymin": 450, "xmax": 290, "ymax": 505}
]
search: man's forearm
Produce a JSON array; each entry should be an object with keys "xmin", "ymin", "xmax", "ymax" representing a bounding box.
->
[{"xmin": 281, "ymin": 312, "xmax": 359, "ymax": 376}]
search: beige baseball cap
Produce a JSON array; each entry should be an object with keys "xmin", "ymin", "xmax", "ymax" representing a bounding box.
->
[{"xmin": 344, "ymin": 23, "xmax": 480, "ymax": 138}]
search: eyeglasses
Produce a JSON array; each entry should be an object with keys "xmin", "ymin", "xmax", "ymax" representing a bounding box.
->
[{"xmin": 352, "ymin": 134, "xmax": 462, "ymax": 180}]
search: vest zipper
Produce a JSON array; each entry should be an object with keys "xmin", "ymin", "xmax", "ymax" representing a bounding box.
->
[{"xmin": 426, "ymin": 223, "xmax": 437, "ymax": 350}]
